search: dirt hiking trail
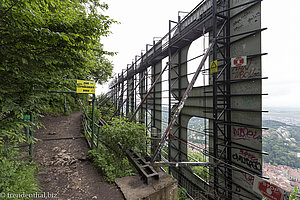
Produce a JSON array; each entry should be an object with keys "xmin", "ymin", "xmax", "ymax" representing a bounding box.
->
[{"xmin": 33, "ymin": 111, "xmax": 124, "ymax": 200}]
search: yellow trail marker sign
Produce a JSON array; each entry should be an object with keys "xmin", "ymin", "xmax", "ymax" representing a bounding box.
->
[
  {"xmin": 76, "ymin": 80, "xmax": 95, "ymax": 94},
  {"xmin": 210, "ymin": 60, "xmax": 218, "ymax": 74}
]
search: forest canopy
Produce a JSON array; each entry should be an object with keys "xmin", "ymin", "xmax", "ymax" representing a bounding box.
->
[
  {"xmin": 0, "ymin": 0, "xmax": 116, "ymax": 194},
  {"xmin": 0, "ymin": 0, "xmax": 116, "ymax": 140}
]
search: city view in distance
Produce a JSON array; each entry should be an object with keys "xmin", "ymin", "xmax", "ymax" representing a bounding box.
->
[
  {"xmin": 262, "ymin": 107, "xmax": 300, "ymax": 191},
  {"xmin": 162, "ymin": 106, "xmax": 300, "ymax": 192}
]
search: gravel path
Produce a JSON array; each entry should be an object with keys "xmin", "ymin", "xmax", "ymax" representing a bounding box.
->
[{"xmin": 33, "ymin": 111, "xmax": 124, "ymax": 200}]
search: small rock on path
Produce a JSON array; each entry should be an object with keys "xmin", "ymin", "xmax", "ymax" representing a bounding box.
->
[{"xmin": 34, "ymin": 111, "xmax": 124, "ymax": 200}]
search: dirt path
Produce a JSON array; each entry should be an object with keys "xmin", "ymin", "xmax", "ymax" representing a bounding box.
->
[{"xmin": 33, "ymin": 111, "xmax": 124, "ymax": 200}]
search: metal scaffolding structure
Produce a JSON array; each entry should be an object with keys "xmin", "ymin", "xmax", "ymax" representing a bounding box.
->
[{"xmin": 107, "ymin": 0, "xmax": 268, "ymax": 199}]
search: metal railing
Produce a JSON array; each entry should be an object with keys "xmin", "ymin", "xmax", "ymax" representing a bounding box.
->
[
  {"xmin": 3, "ymin": 114, "xmax": 35, "ymax": 161},
  {"xmin": 79, "ymin": 99, "xmax": 106, "ymax": 149}
]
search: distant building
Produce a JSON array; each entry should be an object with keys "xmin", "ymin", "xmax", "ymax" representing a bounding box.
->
[
  {"xmin": 263, "ymin": 163, "xmax": 299, "ymax": 191},
  {"xmin": 288, "ymin": 168, "xmax": 300, "ymax": 182}
]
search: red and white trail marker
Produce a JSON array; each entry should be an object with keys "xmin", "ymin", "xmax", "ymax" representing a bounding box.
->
[
  {"xmin": 253, "ymin": 176, "xmax": 290, "ymax": 200},
  {"xmin": 231, "ymin": 56, "xmax": 247, "ymax": 67}
]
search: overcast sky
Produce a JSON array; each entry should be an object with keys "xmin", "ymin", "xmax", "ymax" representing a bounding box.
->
[{"xmin": 98, "ymin": 0, "xmax": 300, "ymax": 109}]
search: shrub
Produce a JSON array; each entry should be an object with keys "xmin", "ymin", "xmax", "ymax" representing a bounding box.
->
[
  {"xmin": 0, "ymin": 148, "xmax": 39, "ymax": 199},
  {"xmin": 178, "ymin": 186, "xmax": 188, "ymax": 200},
  {"xmin": 88, "ymin": 144, "xmax": 135, "ymax": 183},
  {"xmin": 88, "ymin": 117, "xmax": 146, "ymax": 182}
]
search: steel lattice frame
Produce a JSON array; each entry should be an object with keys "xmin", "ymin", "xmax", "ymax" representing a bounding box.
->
[{"xmin": 108, "ymin": 1, "xmax": 266, "ymax": 199}]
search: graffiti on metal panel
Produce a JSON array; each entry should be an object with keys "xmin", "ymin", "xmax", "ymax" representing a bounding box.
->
[
  {"xmin": 233, "ymin": 150, "xmax": 262, "ymax": 171},
  {"xmin": 232, "ymin": 9, "xmax": 261, "ymax": 32},
  {"xmin": 239, "ymin": 150, "xmax": 258, "ymax": 162},
  {"xmin": 231, "ymin": 64, "xmax": 260, "ymax": 79},
  {"xmin": 242, "ymin": 172, "xmax": 255, "ymax": 186},
  {"xmin": 233, "ymin": 127, "xmax": 262, "ymax": 142}
]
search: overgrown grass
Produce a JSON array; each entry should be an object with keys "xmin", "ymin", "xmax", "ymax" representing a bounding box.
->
[
  {"xmin": 0, "ymin": 94, "xmax": 86, "ymax": 198},
  {"xmin": 40, "ymin": 94, "xmax": 82, "ymax": 116},
  {"xmin": 88, "ymin": 144, "xmax": 136, "ymax": 183},
  {"xmin": 88, "ymin": 117, "xmax": 146, "ymax": 182},
  {"xmin": 0, "ymin": 148, "xmax": 40, "ymax": 199},
  {"xmin": 178, "ymin": 186, "xmax": 189, "ymax": 200}
]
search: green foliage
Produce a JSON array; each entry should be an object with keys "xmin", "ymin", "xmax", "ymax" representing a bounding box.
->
[
  {"xmin": 88, "ymin": 144, "xmax": 135, "ymax": 183},
  {"xmin": 264, "ymin": 187, "xmax": 300, "ymax": 200},
  {"xmin": 290, "ymin": 187, "xmax": 300, "ymax": 200},
  {"xmin": 287, "ymin": 126, "xmax": 300, "ymax": 146},
  {"xmin": 263, "ymin": 134, "xmax": 300, "ymax": 168},
  {"xmin": 95, "ymin": 94, "xmax": 115, "ymax": 122},
  {"xmin": 262, "ymin": 120, "xmax": 300, "ymax": 168},
  {"xmin": 188, "ymin": 150, "xmax": 209, "ymax": 181},
  {"xmin": 39, "ymin": 93, "xmax": 81, "ymax": 116},
  {"xmin": 88, "ymin": 117, "xmax": 146, "ymax": 182},
  {"xmin": 0, "ymin": 0, "xmax": 116, "ymax": 195},
  {"xmin": 0, "ymin": 0, "xmax": 116, "ymax": 125},
  {"xmin": 178, "ymin": 186, "xmax": 188, "ymax": 200},
  {"xmin": 88, "ymin": 102, "xmax": 113, "ymax": 123},
  {"xmin": 263, "ymin": 120, "xmax": 288, "ymax": 129},
  {"xmin": 101, "ymin": 118, "xmax": 146, "ymax": 154},
  {"xmin": 0, "ymin": 148, "xmax": 39, "ymax": 198}
]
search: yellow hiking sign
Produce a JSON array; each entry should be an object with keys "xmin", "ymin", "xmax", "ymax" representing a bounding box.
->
[{"xmin": 76, "ymin": 80, "xmax": 95, "ymax": 94}]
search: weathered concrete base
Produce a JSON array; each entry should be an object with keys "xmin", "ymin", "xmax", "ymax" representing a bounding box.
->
[{"xmin": 115, "ymin": 172, "xmax": 178, "ymax": 200}]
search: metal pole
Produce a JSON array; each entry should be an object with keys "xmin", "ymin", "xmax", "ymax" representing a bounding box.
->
[
  {"xmin": 116, "ymin": 73, "xmax": 119, "ymax": 114},
  {"xmin": 101, "ymin": 82, "xmax": 129, "ymax": 117},
  {"xmin": 131, "ymin": 76, "xmax": 134, "ymax": 115},
  {"xmin": 96, "ymin": 127, "xmax": 100, "ymax": 148},
  {"xmin": 134, "ymin": 64, "xmax": 137, "ymax": 119},
  {"xmin": 64, "ymin": 94, "xmax": 68, "ymax": 113},
  {"xmin": 29, "ymin": 113, "xmax": 33, "ymax": 159},
  {"xmin": 168, "ymin": 48, "xmax": 172, "ymax": 173},
  {"xmin": 178, "ymin": 49, "xmax": 183, "ymax": 185},
  {"xmin": 121, "ymin": 70, "xmax": 124, "ymax": 116},
  {"xmin": 225, "ymin": 1, "xmax": 232, "ymax": 198},
  {"xmin": 168, "ymin": 20, "xmax": 173, "ymax": 168},
  {"xmin": 128, "ymin": 63, "xmax": 169, "ymax": 122},
  {"xmin": 146, "ymin": 70, "xmax": 149, "ymax": 154},
  {"xmin": 151, "ymin": 38, "xmax": 216, "ymax": 163},
  {"xmin": 91, "ymin": 94, "xmax": 96, "ymax": 149},
  {"xmin": 111, "ymin": 73, "xmax": 147, "ymax": 121},
  {"xmin": 152, "ymin": 64, "xmax": 156, "ymax": 132},
  {"xmin": 212, "ymin": 0, "xmax": 218, "ymax": 195},
  {"xmin": 139, "ymin": 71, "xmax": 145, "ymax": 123},
  {"xmin": 126, "ymin": 66, "xmax": 129, "ymax": 115}
]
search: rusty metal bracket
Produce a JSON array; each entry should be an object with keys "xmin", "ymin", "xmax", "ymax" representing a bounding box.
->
[
  {"xmin": 151, "ymin": 161, "xmax": 213, "ymax": 167},
  {"xmin": 118, "ymin": 143, "xmax": 159, "ymax": 184}
]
